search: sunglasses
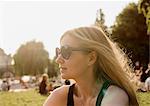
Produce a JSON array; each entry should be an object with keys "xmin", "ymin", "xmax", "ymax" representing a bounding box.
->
[{"xmin": 56, "ymin": 45, "xmax": 91, "ymax": 60}]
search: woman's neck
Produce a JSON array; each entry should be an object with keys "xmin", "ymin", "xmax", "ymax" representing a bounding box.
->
[{"xmin": 74, "ymin": 76, "xmax": 103, "ymax": 100}]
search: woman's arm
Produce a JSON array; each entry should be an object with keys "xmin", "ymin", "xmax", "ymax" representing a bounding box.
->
[{"xmin": 101, "ymin": 85, "xmax": 129, "ymax": 106}]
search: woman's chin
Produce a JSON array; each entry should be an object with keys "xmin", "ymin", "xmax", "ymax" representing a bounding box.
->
[{"xmin": 61, "ymin": 74, "xmax": 70, "ymax": 79}]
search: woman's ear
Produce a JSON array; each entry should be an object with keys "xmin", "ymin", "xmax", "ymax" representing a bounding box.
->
[{"xmin": 88, "ymin": 51, "xmax": 97, "ymax": 66}]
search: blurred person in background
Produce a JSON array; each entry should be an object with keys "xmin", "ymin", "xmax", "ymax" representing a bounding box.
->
[
  {"xmin": 39, "ymin": 74, "xmax": 49, "ymax": 95},
  {"xmin": 145, "ymin": 77, "xmax": 150, "ymax": 91},
  {"xmin": 1, "ymin": 80, "xmax": 9, "ymax": 91}
]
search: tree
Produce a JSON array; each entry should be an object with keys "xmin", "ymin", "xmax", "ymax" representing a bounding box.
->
[
  {"xmin": 13, "ymin": 40, "xmax": 49, "ymax": 76},
  {"xmin": 0, "ymin": 48, "xmax": 14, "ymax": 78},
  {"xmin": 111, "ymin": 3, "xmax": 149, "ymax": 64},
  {"xmin": 138, "ymin": 0, "xmax": 150, "ymax": 35},
  {"xmin": 47, "ymin": 58, "xmax": 59, "ymax": 78},
  {"xmin": 95, "ymin": 9, "xmax": 110, "ymax": 36},
  {"xmin": 95, "ymin": 9, "xmax": 105, "ymax": 27}
]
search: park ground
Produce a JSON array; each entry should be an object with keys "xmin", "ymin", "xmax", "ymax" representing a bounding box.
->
[{"xmin": 0, "ymin": 89, "xmax": 150, "ymax": 106}]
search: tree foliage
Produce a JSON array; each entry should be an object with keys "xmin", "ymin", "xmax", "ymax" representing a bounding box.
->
[
  {"xmin": 47, "ymin": 58, "xmax": 59, "ymax": 78},
  {"xmin": 13, "ymin": 40, "xmax": 49, "ymax": 76},
  {"xmin": 95, "ymin": 9, "xmax": 105, "ymax": 26},
  {"xmin": 95, "ymin": 9, "xmax": 110, "ymax": 36},
  {"xmin": 138, "ymin": 0, "xmax": 150, "ymax": 35},
  {"xmin": 111, "ymin": 3, "xmax": 149, "ymax": 64}
]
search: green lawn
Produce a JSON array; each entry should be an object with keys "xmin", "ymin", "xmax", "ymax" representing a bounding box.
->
[
  {"xmin": 137, "ymin": 92, "xmax": 150, "ymax": 106},
  {"xmin": 0, "ymin": 89, "xmax": 47, "ymax": 106},
  {"xmin": 0, "ymin": 89, "xmax": 149, "ymax": 106}
]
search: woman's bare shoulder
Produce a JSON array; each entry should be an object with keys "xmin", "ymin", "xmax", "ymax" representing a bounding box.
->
[
  {"xmin": 43, "ymin": 85, "xmax": 70, "ymax": 106},
  {"xmin": 101, "ymin": 85, "xmax": 129, "ymax": 106}
]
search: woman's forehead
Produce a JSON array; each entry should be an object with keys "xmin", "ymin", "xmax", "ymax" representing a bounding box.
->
[{"xmin": 60, "ymin": 35, "xmax": 80, "ymax": 47}]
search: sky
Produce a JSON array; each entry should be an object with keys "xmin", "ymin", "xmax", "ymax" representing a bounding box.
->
[{"xmin": 0, "ymin": 0, "xmax": 138, "ymax": 59}]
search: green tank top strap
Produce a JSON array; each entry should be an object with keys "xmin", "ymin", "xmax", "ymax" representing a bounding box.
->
[{"xmin": 96, "ymin": 80, "xmax": 111, "ymax": 106}]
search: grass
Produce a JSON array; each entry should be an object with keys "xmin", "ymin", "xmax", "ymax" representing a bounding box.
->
[
  {"xmin": 0, "ymin": 89, "xmax": 47, "ymax": 106},
  {"xmin": 0, "ymin": 89, "xmax": 149, "ymax": 106},
  {"xmin": 137, "ymin": 92, "xmax": 150, "ymax": 106}
]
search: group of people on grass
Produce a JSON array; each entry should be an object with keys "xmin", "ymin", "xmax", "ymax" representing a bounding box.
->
[
  {"xmin": 39, "ymin": 73, "xmax": 70, "ymax": 95},
  {"xmin": 133, "ymin": 62, "xmax": 150, "ymax": 92}
]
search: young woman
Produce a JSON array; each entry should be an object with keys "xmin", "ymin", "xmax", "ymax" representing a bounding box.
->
[{"xmin": 44, "ymin": 26, "xmax": 139, "ymax": 106}]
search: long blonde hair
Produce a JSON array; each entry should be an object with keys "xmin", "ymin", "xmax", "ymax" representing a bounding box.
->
[{"xmin": 61, "ymin": 26, "xmax": 139, "ymax": 106}]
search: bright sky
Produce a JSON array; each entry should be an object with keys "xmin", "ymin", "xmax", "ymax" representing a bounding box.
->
[{"xmin": 0, "ymin": 0, "xmax": 138, "ymax": 59}]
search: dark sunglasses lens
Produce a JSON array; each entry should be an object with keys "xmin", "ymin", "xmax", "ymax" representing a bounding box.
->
[{"xmin": 61, "ymin": 47, "xmax": 71, "ymax": 59}]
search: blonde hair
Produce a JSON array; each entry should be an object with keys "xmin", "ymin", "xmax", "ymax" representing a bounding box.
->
[{"xmin": 61, "ymin": 26, "xmax": 139, "ymax": 106}]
